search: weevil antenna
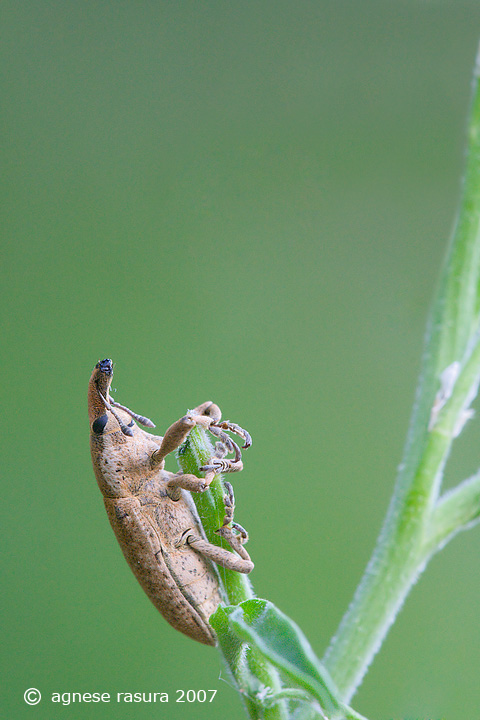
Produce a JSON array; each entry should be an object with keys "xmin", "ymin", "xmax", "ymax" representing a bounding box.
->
[
  {"xmin": 109, "ymin": 399, "xmax": 156, "ymax": 428},
  {"xmin": 98, "ymin": 392, "xmax": 134, "ymax": 437}
]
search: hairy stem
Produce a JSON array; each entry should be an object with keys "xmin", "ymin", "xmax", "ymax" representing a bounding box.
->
[
  {"xmin": 323, "ymin": 48, "xmax": 480, "ymax": 702},
  {"xmin": 425, "ymin": 471, "xmax": 480, "ymax": 553},
  {"xmin": 177, "ymin": 424, "xmax": 287, "ymax": 720}
]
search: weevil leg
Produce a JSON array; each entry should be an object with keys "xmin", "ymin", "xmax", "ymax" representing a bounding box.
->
[
  {"xmin": 186, "ymin": 535, "xmax": 253, "ymax": 574},
  {"xmin": 203, "ymin": 419, "xmax": 251, "ymax": 472},
  {"xmin": 217, "ymin": 481, "xmax": 250, "ymax": 545},
  {"xmin": 208, "ymin": 425, "xmax": 241, "ymax": 458},
  {"xmin": 165, "ymin": 470, "xmax": 213, "ymax": 498},
  {"xmin": 200, "ymin": 456, "xmax": 244, "ymax": 474},
  {"xmin": 150, "ymin": 402, "xmax": 250, "ymax": 483},
  {"xmin": 164, "ymin": 441, "xmax": 229, "ymax": 498},
  {"xmin": 150, "ymin": 402, "xmax": 221, "ymax": 466},
  {"xmin": 211, "ymin": 421, "xmax": 252, "ymax": 450},
  {"xmin": 213, "ymin": 441, "xmax": 228, "ymax": 459},
  {"xmin": 151, "ymin": 414, "xmax": 197, "ymax": 466},
  {"xmin": 200, "ymin": 425, "xmax": 244, "ymax": 474},
  {"xmin": 184, "ymin": 402, "xmax": 252, "ymax": 459},
  {"xmin": 185, "ymin": 482, "xmax": 254, "ymax": 574},
  {"xmin": 191, "ymin": 401, "xmax": 222, "ymax": 422}
]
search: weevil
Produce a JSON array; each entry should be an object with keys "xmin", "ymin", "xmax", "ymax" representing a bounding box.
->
[{"xmin": 88, "ymin": 359, "xmax": 253, "ymax": 646}]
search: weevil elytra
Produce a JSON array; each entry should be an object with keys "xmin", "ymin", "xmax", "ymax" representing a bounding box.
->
[{"xmin": 88, "ymin": 359, "xmax": 253, "ymax": 646}]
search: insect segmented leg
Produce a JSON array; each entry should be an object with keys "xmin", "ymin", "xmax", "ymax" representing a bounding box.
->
[
  {"xmin": 213, "ymin": 441, "xmax": 228, "ymax": 459},
  {"xmin": 150, "ymin": 401, "xmax": 252, "ymax": 475},
  {"xmin": 200, "ymin": 429, "xmax": 244, "ymax": 474},
  {"xmin": 217, "ymin": 482, "xmax": 248, "ymax": 539},
  {"xmin": 207, "ymin": 425, "xmax": 242, "ymax": 461},
  {"xmin": 200, "ymin": 456, "xmax": 243, "ymax": 475},
  {"xmin": 187, "ymin": 413, "xmax": 251, "ymax": 475},
  {"xmin": 165, "ymin": 442, "xmax": 230, "ymax": 498},
  {"xmin": 201, "ymin": 418, "xmax": 251, "ymax": 474},
  {"xmin": 189, "ymin": 401, "xmax": 252, "ymax": 452},
  {"xmin": 211, "ymin": 421, "xmax": 252, "ymax": 449},
  {"xmin": 215, "ymin": 481, "xmax": 252, "ymax": 565},
  {"xmin": 190, "ymin": 401, "xmax": 222, "ymax": 423},
  {"xmin": 151, "ymin": 415, "xmax": 197, "ymax": 466},
  {"xmin": 165, "ymin": 471, "xmax": 212, "ymax": 498},
  {"xmin": 185, "ymin": 481, "xmax": 253, "ymax": 574}
]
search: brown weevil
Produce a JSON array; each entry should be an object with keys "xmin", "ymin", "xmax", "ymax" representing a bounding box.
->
[{"xmin": 88, "ymin": 359, "xmax": 253, "ymax": 646}]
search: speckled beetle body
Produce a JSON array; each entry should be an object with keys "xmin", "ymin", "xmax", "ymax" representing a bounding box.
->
[{"xmin": 88, "ymin": 359, "xmax": 253, "ymax": 645}]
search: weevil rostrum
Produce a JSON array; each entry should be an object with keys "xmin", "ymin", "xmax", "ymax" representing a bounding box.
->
[{"xmin": 88, "ymin": 359, "xmax": 253, "ymax": 646}]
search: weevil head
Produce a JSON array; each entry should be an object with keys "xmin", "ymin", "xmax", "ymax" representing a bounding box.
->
[
  {"xmin": 92, "ymin": 357, "xmax": 114, "ymax": 393},
  {"xmin": 88, "ymin": 358, "xmax": 115, "ymax": 426},
  {"xmin": 96, "ymin": 358, "xmax": 113, "ymax": 376}
]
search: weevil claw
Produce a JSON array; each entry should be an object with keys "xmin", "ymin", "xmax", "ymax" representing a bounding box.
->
[
  {"xmin": 215, "ymin": 421, "xmax": 252, "ymax": 449},
  {"xmin": 200, "ymin": 458, "xmax": 243, "ymax": 474}
]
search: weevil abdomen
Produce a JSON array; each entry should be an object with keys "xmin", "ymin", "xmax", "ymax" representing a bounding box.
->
[{"xmin": 104, "ymin": 495, "xmax": 220, "ymax": 645}]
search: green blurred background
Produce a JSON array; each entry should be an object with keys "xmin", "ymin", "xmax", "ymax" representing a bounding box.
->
[{"xmin": 2, "ymin": 2, "xmax": 480, "ymax": 719}]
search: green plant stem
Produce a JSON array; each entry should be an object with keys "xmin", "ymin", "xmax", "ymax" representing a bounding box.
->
[
  {"xmin": 426, "ymin": 471, "xmax": 480, "ymax": 552},
  {"xmin": 177, "ymin": 424, "xmax": 253, "ymax": 604},
  {"xmin": 177, "ymin": 424, "xmax": 287, "ymax": 720},
  {"xmin": 323, "ymin": 52, "xmax": 480, "ymax": 703}
]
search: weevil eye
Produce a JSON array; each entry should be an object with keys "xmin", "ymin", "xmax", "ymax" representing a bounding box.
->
[
  {"xmin": 96, "ymin": 358, "xmax": 113, "ymax": 376},
  {"xmin": 92, "ymin": 414, "xmax": 108, "ymax": 434}
]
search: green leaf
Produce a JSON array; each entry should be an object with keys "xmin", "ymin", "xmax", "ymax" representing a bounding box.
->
[
  {"xmin": 209, "ymin": 604, "xmax": 245, "ymax": 679},
  {"xmin": 212, "ymin": 599, "xmax": 368, "ymax": 720}
]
